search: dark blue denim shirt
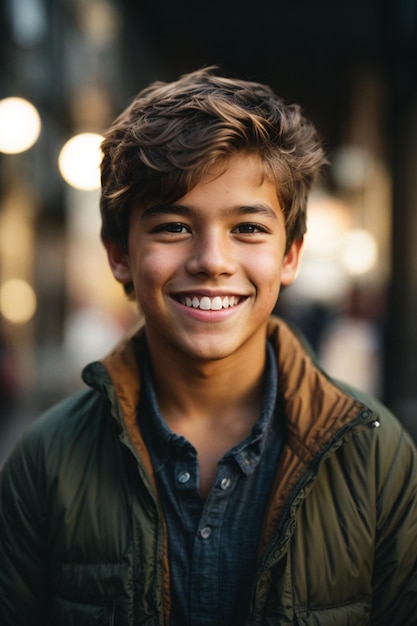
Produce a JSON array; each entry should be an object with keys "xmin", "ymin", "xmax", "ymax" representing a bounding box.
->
[{"xmin": 138, "ymin": 341, "xmax": 284, "ymax": 626}]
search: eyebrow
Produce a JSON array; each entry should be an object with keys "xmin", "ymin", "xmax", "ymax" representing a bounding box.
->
[{"xmin": 140, "ymin": 203, "xmax": 278, "ymax": 221}]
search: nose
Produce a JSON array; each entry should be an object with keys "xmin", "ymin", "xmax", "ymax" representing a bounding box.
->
[{"xmin": 185, "ymin": 229, "xmax": 237, "ymax": 278}]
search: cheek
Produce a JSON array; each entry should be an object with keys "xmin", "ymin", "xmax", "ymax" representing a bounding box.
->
[
  {"xmin": 132, "ymin": 249, "xmax": 174, "ymax": 302},
  {"xmin": 247, "ymin": 253, "xmax": 284, "ymax": 313},
  {"xmin": 245, "ymin": 248, "xmax": 283, "ymax": 290}
]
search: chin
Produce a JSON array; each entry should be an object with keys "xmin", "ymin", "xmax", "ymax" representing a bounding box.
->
[{"xmin": 181, "ymin": 338, "xmax": 243, "ymax": 363}]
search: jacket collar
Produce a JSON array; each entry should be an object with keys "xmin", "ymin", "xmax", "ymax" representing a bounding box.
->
[
  {"xmin": 85, "ymin": 315, "xmax": 370, "ymax": 560},
  {"xmin": 92, "ymin": 316, "xmax": 364, "ymax": 457}
]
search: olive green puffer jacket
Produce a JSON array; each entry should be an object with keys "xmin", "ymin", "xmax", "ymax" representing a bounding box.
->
[{"xmin": 1, "ymin": 317, "xmax": 417, "ymax": 625}]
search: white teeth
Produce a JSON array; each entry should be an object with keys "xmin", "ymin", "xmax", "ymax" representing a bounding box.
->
[
  {"xmin": 181, "ymin": 295, "xmax": 239, "ymax": 310},
  {"xmin": 200, "ymin": 296, "xmax": 211, "ymax": 310},
  {"xmin": 211, "ymin": 297, "xmax": 223, "ymax": 310}
]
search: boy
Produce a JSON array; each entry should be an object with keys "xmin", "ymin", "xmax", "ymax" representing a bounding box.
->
[{"xmin": 1, "ymin": 67, "xmax": 417, "ymax": 625}]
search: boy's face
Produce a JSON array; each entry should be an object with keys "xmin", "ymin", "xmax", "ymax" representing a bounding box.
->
[{"xmin": 106, "ymin": 154, "xmax": 303, "ymax": 364}]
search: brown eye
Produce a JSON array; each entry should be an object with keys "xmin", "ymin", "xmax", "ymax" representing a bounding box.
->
[
  {"xmin": 233, "ymin": 223, "xmax": 267, "ymax": 234},
  {"xmin": 153, "ymin": 222, "xmax": 189, "ymax": 234}
]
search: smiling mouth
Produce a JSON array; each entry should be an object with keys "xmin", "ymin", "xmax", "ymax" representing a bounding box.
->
[{"xmin": 177, "ymin": 295, "xmax": 242, "ymax": 311}]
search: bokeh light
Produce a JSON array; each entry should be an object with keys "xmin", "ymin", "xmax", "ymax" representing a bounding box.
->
[
  {"xmin": 0, "ymin": 97, "xmax": 41, "ymax": 154},
  {"xmin": 58, "ymin": 132, "xmax": 103, "ymax": 190},
  {"xmin": 339, "ymin": 229, "xmax": 378, "ymax": 276},
  {"xmin": 0, "ymin": 278, "xmax": 37, "ymax": 324}
]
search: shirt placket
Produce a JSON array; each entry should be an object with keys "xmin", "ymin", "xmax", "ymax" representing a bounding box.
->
[{"xmin": 187, "ymin": 462, "xmax": 237, "ymax": 625}]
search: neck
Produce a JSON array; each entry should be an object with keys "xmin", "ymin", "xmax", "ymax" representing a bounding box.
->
[
  {"xmin": 146, "ymin": 335, "xmax": 267, "ymax": 425},
  {"xmin": 145, "ymin": 333, "xmax": 269, "ymax": 499}
]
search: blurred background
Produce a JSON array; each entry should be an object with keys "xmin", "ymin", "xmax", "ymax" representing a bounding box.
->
[{"xmin": 1, "ymin": 0, "xmax": 417, "ymax": 462}]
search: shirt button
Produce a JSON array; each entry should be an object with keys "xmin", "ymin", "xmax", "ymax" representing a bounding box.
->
[
  {"xmin": 200, "ymin": 526, "xmax": 212, "ymax": 539},
  {"xmin": 220, "ymin": 477, "xmax": 231, "ymax": 490},
  {"xmin": 178, "ymin": 472, "xmax": 191, "ymax": 484}
]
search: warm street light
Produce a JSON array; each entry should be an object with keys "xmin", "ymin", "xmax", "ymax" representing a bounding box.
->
[
  {"xmin": 0, "ymin": 97, "xmax": 41, "ymax": 154},
  {"xmin": 58, "ymin": 132, "xmax": 103, "ymax": 190}
]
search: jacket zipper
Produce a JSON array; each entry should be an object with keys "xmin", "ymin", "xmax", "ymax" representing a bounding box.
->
[{"xmin": 248, "ymin": 407, "xmax": 377, "ymax": 622}]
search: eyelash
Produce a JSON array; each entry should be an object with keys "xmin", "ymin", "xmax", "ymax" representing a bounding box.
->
[
  {"xmin": 151, "ymin": 222, "xmax": 269, "ymax": 236},
  {"xmin": 152, "ymin": 222, "xmax": 190, "ymax": 234},
  {"xmin": 232, "ymin": 223, "xmax": 268, "ymax": 234}
]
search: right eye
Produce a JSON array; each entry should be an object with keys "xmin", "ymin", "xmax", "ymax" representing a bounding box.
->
[{"xmin": 153, "ymin": 222, "xmax": 190, "ymax": 234}]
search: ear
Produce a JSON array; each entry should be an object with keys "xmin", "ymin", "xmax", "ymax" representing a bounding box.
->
[
  {"xmin": 103, "ymin": 239, "xmax": 133, "ymax": 286},
  {"xmin": 281, "ymin": 238, "xmax": 304, "ymax": 286}
]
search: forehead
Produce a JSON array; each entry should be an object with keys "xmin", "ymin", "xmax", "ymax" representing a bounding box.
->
[
  {"xmin": 177, "ymin": 153, "xmax": 279, "ymax": 205},
  {"xmin": 128, "ymin": 155, "xmax": 279, "ymax": 230},
  {"xmin": 132, "ymin": 152, "xmax": 280, "ymax": 218},
  {"xmin": 200, "ymin": 152, "xmax": 273, "ymax": 186}
]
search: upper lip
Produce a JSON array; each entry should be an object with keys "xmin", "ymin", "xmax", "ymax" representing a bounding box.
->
[{"xmin": 170, "ymin": 289, "xmax": 247, "ymax": 298}]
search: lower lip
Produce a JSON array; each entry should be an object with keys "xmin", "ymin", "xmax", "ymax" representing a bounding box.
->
[{"xmin": 171, "ymin": 298, "xmax": 244, "ymax": 321}]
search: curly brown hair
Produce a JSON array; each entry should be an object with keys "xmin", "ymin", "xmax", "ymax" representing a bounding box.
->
[{"xmin": 100, "ymin": 67, "xmax": 326, "ymax": 257}]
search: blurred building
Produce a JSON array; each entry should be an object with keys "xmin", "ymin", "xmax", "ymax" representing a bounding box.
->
[{"xmin": 1, "ymin": 0, "xmax": 417, "ymax": 451}]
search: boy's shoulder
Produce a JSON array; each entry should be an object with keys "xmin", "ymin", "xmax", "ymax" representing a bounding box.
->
[
  {"xmin": 1, "ymin": 385, "xmax": 109, "ymax": 475},
  {"xmin": 268, "ymin": 315, "xmax": 416, "ymax": 453}
]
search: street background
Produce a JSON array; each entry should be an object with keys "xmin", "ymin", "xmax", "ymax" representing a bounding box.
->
[{"xmin": 1, "ymin": 0, "xmax": 417, "ymax": 462}]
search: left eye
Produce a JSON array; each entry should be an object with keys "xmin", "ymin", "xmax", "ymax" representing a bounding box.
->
[
  {"xmin": 233, "ymin": 223, "xmax": 265, "ymax": 234},
  {"xmin": 156, "ymin": 222, "xmax": 189, "ymax": 233}
]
